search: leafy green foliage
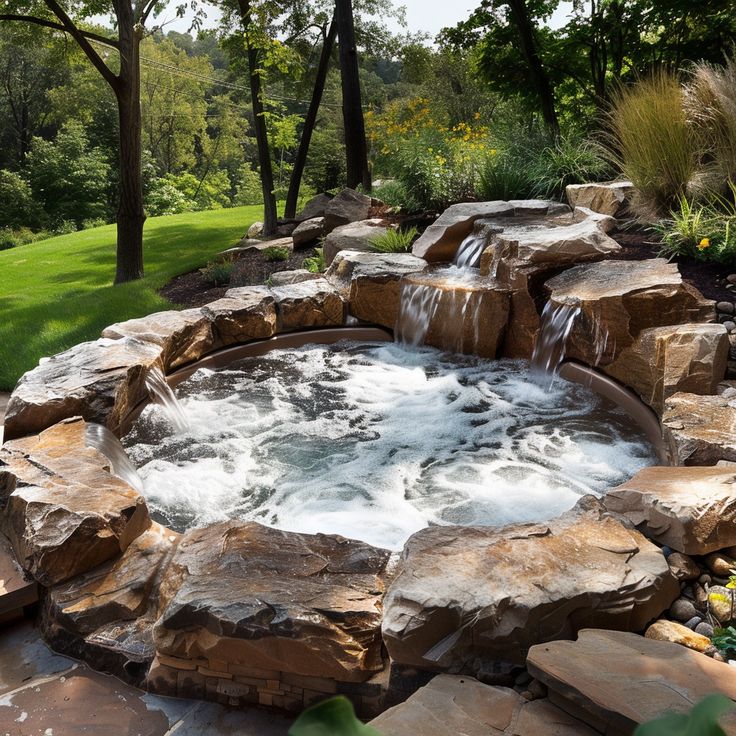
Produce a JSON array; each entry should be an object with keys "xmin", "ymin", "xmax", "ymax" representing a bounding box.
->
[
  {"xmin": 633, "ymin": 694, "xmax": 734, "ymax": 736},
  {"xmin": 478, "ymin": 153, "xmax": 537, "ymax": 201},
  {"xmin": 199, "ymin": 258, "xmax": 236, "ymax": 286},
  {"xmin": 0, "ymin": 170, "xmax": 36, "ymax": 229},
  {"xmin": 370, "ymin": 226, "xmax": 418, "ymax": 253},
  {"xmin": 712, "ymin": 626, "xmax": 736, "ymax": 656},
  {"xmin": 262, "ymin": 245, "xmax": 290, "ymax": 261},
  {"xmin": 302, "ymin": 246, "xmax": 326, "ymax": 273},
  {"xmin": 288, "ymin": 696, "xmax": 382, "ymax": 736}
]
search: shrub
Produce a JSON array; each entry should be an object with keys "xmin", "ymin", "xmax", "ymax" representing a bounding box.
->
[
  {"xmin": 372, "ymin": 179, "xmax": 421, "ymax": 212},
  {"xmin": 147, "ymin": 179, "xmax": 195, "ymax": 216},
  {"xmin": 607, "ymin": 70, "xmax": 698, "ymax": 218},
  {"xmin": 0, "ymin": 227, "xmax": 43, "ymax": 251},
  {"xmin": 478, "ymin": 153, "xmax": 537, "ymax": 200},
  {"xmin": 262, "ymin": 245, "xmax": 290, "ymax": 262},
  {"xmin": 0, "ymin": 170, "xmax": 36, "ymax": 229},
  {"xmin": 199, "ymin": 258, "xmax": 235, "ymax": 286},
  {"xmin": 302, "ymin": 247, "xmax": 326, "ymax": 273},
  {"xmin": 234, "ymin": 165, "xmax": 263, "ymax": 206},
  {"xmin": 370, "ymin": 226, "xmax": 419, "ymax": 253}
]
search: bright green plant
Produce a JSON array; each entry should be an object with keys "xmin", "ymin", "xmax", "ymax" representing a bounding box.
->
[
  {"xmin": 712, "ymin": 626, "xmax": 736, "ymax": 656},
  {"xmin": 370, "ymin": 226, "xmax": 419, "ymax": 253},
  {"xmin": 372, "ymin": 180, "xmax": 421, "ymax": 213},
  {"xmin": 262, "ymin": 245, "xmax": 291, "ymax": 262},
  {"xmin": 199, "ymin": 258, "xmax": 236, "ymax": 286},
  {"xmin": 478, "ymin": 153, "xmax": 537, "ymax": 201},
  {"xmin": 608, "ymin": 70, "xmax": 698, "ymax": 218},
  {"xmin": 303, "ymin": 247, "xmax": 326, "ymax": 273},
  {"xmin": 633, "ymin": 694, "xmax": 734, "ymax": 736},
  {"xmin": 0, "ymin": 170, "xmax": 36, "ymax": 229},
  {"xmin": 289, "ymin": 696, "xmax": 381, "ymax": 736}
]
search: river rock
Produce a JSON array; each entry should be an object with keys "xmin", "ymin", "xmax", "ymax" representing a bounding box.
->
[
  {"xmin": 271, "ymin": 277, "xmax": 345, "ymax": 330},
  {"xmin": 381, "ymin": 497, "xmax": 677, "ymax": 670},
  {"xmin": 101, "ymin": 309, "xmax": 216, "ymax": 372},
  {"xmin": 645, "ymin": 620, "xmax": 711, "ymax": 652},
  {"xmin": 326, "ymin": 251, "xmax": 428, "ymax": 328},
  {"xmin": 705, "ymin": 552, "xmax": 736, "ymax": 576},
  {"xmin": 323, "ymin": 188, "xmax": 372, "ymax": 233},
  {"xmin": 605, "ymin": 465, "xmax": 736, "ymax": 554},
  {"xmin": 206, "ymin": 286, "xmax": 277, "ymax": 346},
  {"xmin": 296, "ymin": 192, "xmax": 334, "ymax": 222},
  {"xmin": 246, "ymin": 221, "xmax": 263, "ymax": 239},
  {"xmin": 708, "ymin": 585, "xmax": 735, "ymax": 623},
  {"xmin": 604, "ymin": 323, "xmax": 728, "ymax": 413},
  {"xmin": 544, "ymin": 259, "xmax": 715, "ymax": 368},
  {"xmin": 669, "ymin": 598, "xmax": 698, "ymax": 622},
  {"xmin": 153, "ymin": 521, "xmax": 391, "ymax": 682},
  {"xmin": 0, "ymin": 418, "xmax": 150, "ymax": 586},
  {"xmin": 323, "ymin": 219, "xmax": 388, "ymax": 266},
  {"xmin": 3, "ymin": 338, "xmax": 163, "ymax": 441},
  {"xmin": 565, "ymin": 181, "xmax": 633, "ymax": 217},
  {"xmin": 666, "ymin": 552, "xmax": 701, "ymax": 580},
  {"xmin": 292, "ymin": 217, "xmax": 325, "ymax": 247}
]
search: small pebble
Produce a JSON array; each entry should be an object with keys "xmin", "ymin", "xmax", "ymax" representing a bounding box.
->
[
  {"xmin": 718, "ymin": 301, "xmax": 736, "ymax": 315},
  {"xmin": 724, "ymin": 320, "xmax": 736, "ymax": 333},
  {"xmin": 705, "ymin": 645, "xmax": 721, "ymax": 658},
  {"xmin": 699, "ymin": 573, "xmax": 713, "ymax": 585},
  {"xmin": 527, "ymin": 679, "xmax": 547, "ymax": 699},
  {"xmin": 713, "ymin": 651, "xmax": 727, "ymax": 662},
  {"xmin": 683, "ymin": 615, "xmax": 703, "ymax": 630},
  {"xmin": 670, "ymin": 598, "xmax": 698, "ymax": 622},
  {"xmin": 728, "ymin": 274, "xmax": 736, "ymax": 284},
  {"xmin": 705, "ymin": 552, "xmax": 736, "ymax": 576},
  {"xmin": 661, "ymin": 546, "xmax": 672, "ymax": 557},
  {"xmin": 520, "ymin": 690, "xmax": 533, "ymax": 701},
  {"xmin": 695, "ymin": 621, "xmax": 714, "ymax": 638}
]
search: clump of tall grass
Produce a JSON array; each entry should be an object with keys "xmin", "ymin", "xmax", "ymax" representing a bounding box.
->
[
  {"xmin": 370, "ymin": 226, "xmax": 419, "ymax": 253},
  {"xmin": 607, "ymin": 70, "xmax": 698, "ymax": 218},
  {"xmin": 685, "ymin": 56, "xmax": 736, "ymax": 199}
]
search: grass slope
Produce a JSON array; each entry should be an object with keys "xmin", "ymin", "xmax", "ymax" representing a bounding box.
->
[{"xmin": 0, "ymin": 206, "xmax": 261, "ymax": 391}]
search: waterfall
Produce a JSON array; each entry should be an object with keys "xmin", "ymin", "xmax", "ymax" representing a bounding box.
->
[
  {"xmin": 145, "ymin": 367, "xmax": 190, "ymax": 433},
  {"xmin": 531, "ymin": 301, "xmax": 581, "ymax": 377},
  {"xmin": 85, "ymin": 423, "xmax": 145, "ymax": 493},
  {"xmin": 453, "ymin": 232, "xmax": 486, "ymax": 269}
]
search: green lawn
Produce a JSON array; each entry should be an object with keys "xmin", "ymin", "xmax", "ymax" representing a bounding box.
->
[{"xmin": 0, "ymin": 206, "xmax": 262, "ymax": 391}]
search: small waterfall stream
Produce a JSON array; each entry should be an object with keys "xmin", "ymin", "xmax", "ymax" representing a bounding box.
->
[
  {"xmin": 453, "ymin": 232, "xmax": 487, "ymax": 269},
  {"xmin": 145, "ymin": 367, "xmax": 190, "ymax": 433},
  {"xmin": 530, "ymin": 302, "xmax": 581, "ymax": 377},
  {"xmin": 85, "ymin": 423, "xmax": 145, "ymax": 493}
]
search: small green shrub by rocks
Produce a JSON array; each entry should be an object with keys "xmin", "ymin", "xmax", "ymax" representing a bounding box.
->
[
  {"xmin": 262, "ymin": 245, "xmax": 291, "ymax": 262},
  {"xmin": 302, "ymin": 246, "xmax": 326, "ymax": 273},
  {"xmin": 370, "ymin": 226, "xmax": 419, "ymax": 253},
  {"xmin": 199, "ymin": 258, "xmax": 236, "ymax": 286}
]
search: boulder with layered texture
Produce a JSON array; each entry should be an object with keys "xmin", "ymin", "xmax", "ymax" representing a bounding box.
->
[
  {"xmin": 323, "ymin": 219, "xmax": 389, "ymax": 265},
  {"xmin": 153, "ymin": 521, "xmax": 392, "ymax": 682},
  {"xmin": 565, "ymin": 181, "xmax": 634, "ymax": 217},
  {"xmin": 271, "ymin": 277, "xmax": 345, "ymax": 330},
  {"xmin": 292, "ymin": 217, "xmax": 325, "ymax": 246},
  {"xmin": 0, "ymin": 418, "xmax": 150, "ymax": 586},
  {"xmin": 605, "ymin": 465, "xmax": 736, "ymax": 554},
  {"xmin": 206, "ymin": 286, "xmax": 277, "ymax": 346},
  {"xmin": 326, "ymin": 251, "xmax": 428, "ymax": 328},
  {"xmin": 381, "ymin": 497, "xmax": 677, "ymax": 671},
  {"xmin": 3, "ymin": 337, "xmax": 163, "ymax": 441}
]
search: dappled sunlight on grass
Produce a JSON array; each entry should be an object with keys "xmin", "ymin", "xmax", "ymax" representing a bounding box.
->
[{"xmin": 0, "ymin": 206, "xmax": 261, "ymax": 390}]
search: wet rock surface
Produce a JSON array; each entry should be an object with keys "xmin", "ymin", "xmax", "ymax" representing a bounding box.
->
[
  {"xmin": 3, "ymin": 337, "xmax": 163, "ymax": 441},
  {"xmin": 381, "ymin": 498, "xmax": 677, "ymax": 671},
  {"xmin": 605, "ymin": 465, "xmax": 736, "ymax": 554},
  {"xmin": 153, "ymin": 521, "xmax": 392, "ymax": 682},
  {"xmin": 326, "ymin": 250, "xmax": 428, "ymax": 328},
  {"xmin": 0, "ymin": 417, "xmax": 150, "ymax": 585}
]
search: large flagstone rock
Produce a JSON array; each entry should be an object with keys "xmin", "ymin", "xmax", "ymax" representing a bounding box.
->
[
  {"xmin": 3, "ymin": 338, "xmax": 162, "ymax": 441},
  {"xmin": 604, "ymin": 323, "xmax": 728, "ymax": 413},
  {"xmin": 544, "ymin": 259, "xmax": 715, "ymax": 368},
  {"xmin": 381, "ymin": 497, "xmax": 677, "ymax": 671},
  {"xmin": 101, "ymin": 309, "xmax": 216, "ymax": 371},
  {"xmin": 271, "ymin": 277, "xmax": 345, "ymax": 330},
  {"xmin": 323, "ymin": 219, "xmax": 388, "ymax": 265},
  {"xmin": 206, "ymin": 286, "xmax": 277, "ymax": 346},
  {"xmin": 326, "ymin": 251, "xmax": 428, "ymax": 328},
  {"xmin": 153, "ymin": 521, "xmax": 391, "ymax": 683},
  {"xmin": 565, "ymin": 181, "xmax": 634, "ymax": 217},
  {"xmin": 605, "ymin": 465, "xmax": 736, "ymax": 554},
  {"xmin": 663, "ymin": 389, "xmax": 736, "ymax": 465},
  {"xmin": 0, "ymin": 418, "xmax": 150, "ymax": 585}
]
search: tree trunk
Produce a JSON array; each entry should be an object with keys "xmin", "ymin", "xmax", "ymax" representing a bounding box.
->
[
  {"xmin": 335, "ymin": 0, "xmax": 370, "ymax": 191},
  {"xmin": 284, "ymin": 18, "xmax": 337, "ymax": 219},
  {"xmin": 113, "ymin": 15, "xmax": 145, "ymax": 284},
  {"xmin": 507, "ymin": 0, "xmax": 559, "ymax": 137}
]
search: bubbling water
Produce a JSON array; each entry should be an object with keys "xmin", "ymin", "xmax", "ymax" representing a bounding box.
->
[{"xmin": 123, "ymin": 341, "xmax": 657, "ymax": 550}]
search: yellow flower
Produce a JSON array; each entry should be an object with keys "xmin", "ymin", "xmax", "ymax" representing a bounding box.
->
[{"xmin": 697, "ymin": 237, "xmax": 710, "ymax": 250}]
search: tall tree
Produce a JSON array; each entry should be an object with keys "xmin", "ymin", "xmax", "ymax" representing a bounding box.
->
[{"xmin": 0, "ymin": 0, "xmax": 166, "ymax": 283}]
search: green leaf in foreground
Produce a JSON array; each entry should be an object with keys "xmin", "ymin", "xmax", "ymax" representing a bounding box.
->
[
  {"xmin": 288, "ymin": 696, "xmax": 383, "ymax": 736},
  {"xmin": 633, "ymin": 694, "xmax": 735, "ymax": 736}
]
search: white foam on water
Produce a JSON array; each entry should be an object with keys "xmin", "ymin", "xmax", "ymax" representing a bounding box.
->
[{"xmin": 123, "ymin": 341, "xmax": 657, "ymax": 550}]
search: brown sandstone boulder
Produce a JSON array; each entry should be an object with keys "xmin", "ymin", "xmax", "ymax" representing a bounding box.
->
[
  {"xmin": 605, "ymin": 465, "xmax": 736, "ymax": 555},
  {"xmin": 544, "ymin": 259, "xmax": 715, "ymax": 367},
  {"xmin": 3, "ymin": 338, "xmax": 163, "ymax": 441},
  {"xmin": 323, "ymin": 219, "xmax": 388, "ymax": 266},
  {"xmin": 0, "ymin": 418, "xmax": 150, "ymax": 586},
  {"xmin": 565, "ymin": 181, "xmax": 634, "ymax": 217},
  {"xmin": 381, "ymin": 497, "xmax": 677, "ymax": 671},
  {"xmin": 268, "ymin": 269, "xmax": 321, "ymax": 286},
  {"xmin": 604, "ymin": 323, "xmax": 728, "ymax": 413},
  {"xmin": 644, "ymin": 620, "xmax": 711, "ymax": 652},
  {"xmin": 326, "ymin": 251, "xmax": 428, "ymax": 328},
  {"xmin": 153, "ymin": 521, "xmax": 391, "ymax": 682},
  {"xmin": 206, "ymin": 286, "xmax": 277, "ymax": 346},
  {"xmin": 271, "ymin": 278, "xmax": 345, "ymax": 330},
  {"xmin": 323, "ymin": 188, "xmax": 372, "ymax": 233},
  {"xmin": 663, "ymin": 390, "xmax": 736, "ymax": 465},
  {"xmin": 101, "ymin": 309, "xmax": 216, "ymax": 371},
  {"xmin": 292, "ymin": 217, "xmax": 325, "ymax": 247}
]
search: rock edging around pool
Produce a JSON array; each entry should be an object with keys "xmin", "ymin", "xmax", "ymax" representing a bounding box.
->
[{"xmin": 2, "ymin": 194, "xmax": 736, "ymax": 718}]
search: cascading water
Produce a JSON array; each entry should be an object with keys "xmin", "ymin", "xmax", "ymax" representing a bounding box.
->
[
  {"xmin": 453, "ymin": 232, "xmax": 487, "ymax": 269},
  {"xmin": 85, "ymin": 423, "xmax": 144, "ymax": 493},
  {"xmin": 530, "ymin": 301, "xmax": 581, "ymax": 377},
  {"xmin": 145, "ymin": 367, "xmax": 190, "ymax": 433}
]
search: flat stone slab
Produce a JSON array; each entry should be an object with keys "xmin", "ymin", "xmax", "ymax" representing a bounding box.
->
[
  {"xmin": 153, "ymin": 521, "xmax": 392, "ymax": 683},
  {"xmin": 605, "ymin": 465, "xmax": 736, "ymax": 554},
  {"xmin": 370, "ymin": 675, "xmax": 596, "ymax": 735},
  {"xmin": 565, "ymin": 181, "xmax": 633, "ymax": 217},
  {"xmin": 663, "ymin": 390, "xmax": 736, "ymax": 465},
  {"xmin": 381, "ymin": 498, "xmax": 677, "ymax": 671},
  {"xmin": 271, "ymin": 277, "xmax": 346, "ymax": 330},
  {"xmin": 527, "ymin": 629, "xmax": 736, "ymax": 734},
  {"xmin": 326, "ymin": 250, "xmax": 428, "ymax": 328},
  {"xmin": 0, "ymin": 417, "xmax": 150, "ymax": 586},
  {"xmin": 102, "ymin": 309, "xmax": 216, "ymax": 371},
  {"xmin": 3, "ymin": 337, "xmax": 163, "ymax": 441}
]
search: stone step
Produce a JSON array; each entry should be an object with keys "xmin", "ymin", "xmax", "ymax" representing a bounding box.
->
[
  {"xmin": 369, "ymin": 675, "xmax": 597, "ymax": 735},
  {"xmin": 0, "ymin": 532, "xmax": 38, "ymax": 625},
  {"xmin": 527, "ymin": 629, "xmax": 736, "ymax": 735}
]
